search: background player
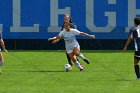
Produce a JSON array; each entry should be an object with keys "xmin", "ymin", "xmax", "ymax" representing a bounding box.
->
[
  {"xmin": 124, "ymin": 17, "xmax": 140, "ymax": 80},
  {"xmin": 0, "ymin": 32, "xmax": 7, "ymax": 74}
]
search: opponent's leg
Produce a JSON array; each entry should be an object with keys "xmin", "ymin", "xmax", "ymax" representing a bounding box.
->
[
  {"xmin": 134, "ymin": 58, "xmax": 140, "ymax": 79},
  {"xmin": 66, "ymin": 52, "xmax": 73, "ymax": 66},
  {"xmin": 0, "ymin": 53, "xmax": 4, "ymax": 74}
]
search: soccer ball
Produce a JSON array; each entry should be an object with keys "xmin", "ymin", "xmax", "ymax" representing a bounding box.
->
[{"xmin": 64, "ymin": 64, "xmax": 72, "ymax": 71}]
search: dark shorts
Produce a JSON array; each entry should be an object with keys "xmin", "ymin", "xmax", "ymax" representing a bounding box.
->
[{"xmin": 134, "ymin": 51, "xmax": 140, "ymax": 59}]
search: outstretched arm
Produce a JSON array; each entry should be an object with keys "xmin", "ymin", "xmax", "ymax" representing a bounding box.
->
[
  {"xmin": 52, "ymin": 39, "xmax": 60, "ymax": 44},
  {"xmin": 124, "ymin": 36, "xmax": 132, "ymax": 51},
  {"xmin": 80, "ymin": 32, "xmax": 95, "ymax": 38},
  {"xmin": 48, "ymin": 36, "xmax": 62, "ymax": 44}
]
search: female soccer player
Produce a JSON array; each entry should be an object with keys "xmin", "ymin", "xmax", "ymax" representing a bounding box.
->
[
  {"xmin": 124, "ymin": 17, "xmax": 140, "ymax": 80},
  {"xmin": 0, "ymin": 32, "xmax": 7, "ymax": 74},
  {"xmin": 53, "ymin": 14, "xmax": 90, "ymax": 66},
  {"xmin": 48, "ymin": 22, "xmax": 95, "ymax": 71}
]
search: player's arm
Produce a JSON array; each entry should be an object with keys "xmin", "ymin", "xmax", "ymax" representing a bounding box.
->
[
  {"xmin": 0, "ymin": 39, "xmax": 7, "ymax": 52},
  {"xmin": 80, "ymin": 32, "xmax": 95, "ymax": 38},
  {"xmin": 124, "ymin": 36, "xmax": 132, "ymax": 51},
  {"xmin": 48, "ymin": 36, "xmax": 61, "ymax": 41},
  {"xmin": 48, "ymin": 36, "xmax": 62, "ymax": 44},
  {"xmin": 48, "ymin": 31, "xmax": 64, "ymax": 44},
  {"xmin": 52, "ymin": 30, "xmax": 63, "ymax": 44},
  {"xmin": 52, "ymin": 39, "xmax": 60, "ymax": 44}
]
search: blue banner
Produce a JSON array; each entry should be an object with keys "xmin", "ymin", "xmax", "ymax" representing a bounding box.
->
[{"xmin": 0, "ymin": 0, "xmax": 140, "ymax": 39}]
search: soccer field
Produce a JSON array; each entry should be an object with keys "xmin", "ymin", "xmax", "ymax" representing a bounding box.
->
[{"xmin": 0, "ymin": 50, "xmax": 140, "ymax": 93}]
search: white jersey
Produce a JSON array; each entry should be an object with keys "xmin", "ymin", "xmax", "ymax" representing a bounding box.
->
[{"xmin": 59, "ymin": 28, "xmax": 80, "ymax": 53}]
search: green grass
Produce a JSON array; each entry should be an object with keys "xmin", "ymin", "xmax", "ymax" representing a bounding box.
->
[{"xmin": 0, "ymin": 50, "xmax": 140, "ymax": 93}]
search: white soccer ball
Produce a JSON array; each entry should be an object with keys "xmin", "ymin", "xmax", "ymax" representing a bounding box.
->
[{"xmin": 64, "ymin": 64, "xmax": 72, "ymax": 71}]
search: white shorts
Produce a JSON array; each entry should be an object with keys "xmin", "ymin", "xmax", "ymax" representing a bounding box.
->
[{"xmin": 66, "ymin": 44, "xmax": 80, "ymax": 54}]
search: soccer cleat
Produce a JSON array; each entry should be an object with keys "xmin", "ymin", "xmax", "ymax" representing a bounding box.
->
[
  {"xmin": 137, "ymin": 78, "xmax": 140, "ymax": 80},
  {"xmin": 83, "ymin": 58, "xmax": 90, "ymax": 64},
  {"xmin": 80, "ymin": 69, "xmax": 84, "ymax": 72}
]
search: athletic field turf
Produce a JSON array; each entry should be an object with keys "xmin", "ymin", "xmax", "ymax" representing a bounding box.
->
[{"xmin": 0, "ymin": 50, "xmax": 140, "ymax": 93}]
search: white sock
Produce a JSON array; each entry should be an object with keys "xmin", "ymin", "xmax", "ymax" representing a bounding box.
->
[
  {"xmin": 75, "ymin": 61, "xmax": 83, "ymax": 69},
  {"xmin": 79, "ymin": 53, "xmax": 86, "ymax": 60}
]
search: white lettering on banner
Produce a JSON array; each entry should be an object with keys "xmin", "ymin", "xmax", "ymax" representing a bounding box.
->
[
  {"xmin": 10, "ymin": 0, "xmax": 39, "ymax": 32},
  {"xmin": 108, "ymin": 0, "xmax": 116, "ymax": 4},
  {"xmin": 86, "ymin": 0, "xmax": 116, "ymax": 32},
  {"xmin": 0, "ymin": 24, "xmax": 3, "ymax": 32},
  {"xmin": 125, "ymin": 0, "xmax": 140, "ymax": 32},
  {"xmin": 4, "ymin": 0, "xmax": 139, "ymax": 33},
  {"xmin": 48, "ymin": 0, "xmax": 70, "ymax": 32}
]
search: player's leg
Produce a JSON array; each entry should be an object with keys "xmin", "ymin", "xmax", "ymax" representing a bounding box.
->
[
  {"xmin": 134, "ymin": 51, "xmax": 140, "ymax": 79},
  {"xmin": 66, "ymin": 52, "xmax": 80, "ymax": 66},
  {"xmin": 74, "ymin": 45, "xmax": 90, "ymax": 64},
  {"xmin": 0, "ymin": 53, "xmax": 3, "ymax": 74},
  {"xmin": 72, "ymin": 47, "xmax": 84, "ymax": 71},
  {"xmin": 134, "ymin": 57, "xmax": 140, "ymax": 79},
  {"xmin": 68, "ymin": 52, "xmax": 83, "ymax": 71},
  {"xmin": 73, "ymin": 47, "xmax": 80, "ymax": 57},
  {"xmin": 79, "ymin": 53, "xmax": 90, "ymax": 64}
]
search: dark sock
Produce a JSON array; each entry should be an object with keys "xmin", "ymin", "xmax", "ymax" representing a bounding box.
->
[
  {"xmin": 134, "ymin": 65, "xmax": 140, "ymax": 78},
  {"xmin": 77, "ymin": 58, "xmax": 79, "ymax": 62},
  {"xmin": 66, "ymin": 53, "xmax": 72, "ymax": 65}
]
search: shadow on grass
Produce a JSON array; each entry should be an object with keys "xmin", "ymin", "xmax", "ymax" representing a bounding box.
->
[
  {"xmin": 115, "ymin": 79, "xmax": 133, "ymax": 81},
  {"xmin": 22, "ymin": 70, "xmax": 66, "ymax": 73}
]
